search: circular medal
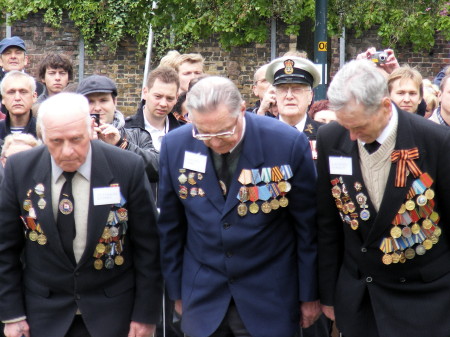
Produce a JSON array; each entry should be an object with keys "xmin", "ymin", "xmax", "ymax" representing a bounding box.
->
[
  {"xmin": 347, "ymin": 201, "xmax": 356, "ymax": 213},
  {"xmin": 382, "ymin": 254, "xmax": 392, "ymax": 265},
  {"xmin": 278, "ymin": 181, "xmax": 287, "ymax": 193},
  {"xmin": 392, "ymin": 252, "xmax": 401, "ymax": 264},
  {"xmin": 350, "ymin": 219, "xmax": 359, "ymax": 230},
  {"xmin": 431, "ymin": 235, "xmax": 439, "ymax": 245},
  {"xmin": 415, "ymin": 244, "xmax": 426, "ymax": 255},
  {"xmin": 34, "ymin": 184, "xmax": 45, "ymax": 196},
  {"xmin": 94, "ymin": 259, "xmax": 103, "ymax": 270},
  {"xmin": 109, "ymin": 226, "xmax": 119, "ymax": 237},
  {"xmin": 360, "ymin": 209, "xmax": 370, "ymax": 221},
  {"xmin": 59, "ymin": 198, "xmax": 73, "ymax": 215},
  {"xmin": 237, "ymin": 203, "xmax": 248, "ymax": 217},
  {"xmin": 356, "ymin": 193, "xmax": 367, "ymax": 205},
  {"xmin": 423, "ymin": 239, "xmax": 433, "ymax": 250},
  {"xmin": 249, "ymin": 202, "xmax": 259, "ymax": 214},
  {"xmin": 37, "ymin": 198, "xmax": 47, "ymax": 210},
  {"xmin": 411, "ymin": 223, "xmax": 421, "ymax": 234},
  {"xmin": 405, "ymin": 248, "xmax": 416, "ymax": 259},
  {"xmin": 335, "ymin": 199, "xmax": 343, "ymax": 209},
  {"xmin": 279, "ymin": 196, "xmax": 289, "ymax": 207},
  {"xmin": 342, "ymin": 203, "xmax": 349, "ymax": 214},
  {"xmin": 105, "ymin": 257, "xmax": 115, "ymax": 269},
  {"xmin": 405, "ymin": 200, "xmax": 415, "ymax": 211},
  {"xmin": 398, "ymin": 204, "xmax": 406, "ymax": 214},
  {"xmin": 23, "ymin": 199, "xmax": 32, "ymax": 212},
  {"xmin": 399, "ymin": 253, "xmax": 406, "ymax": 263},
  {"xmin": 115, "ymin": 255, "xmax": 124, "ymax": 266},
  {"xmin": 37, "ymin": 234, "xmax": 47, "ymax": 245},
  {"xmin": 390, "ymin": 226, "xmax": 402, "ymax": 239},
  {"xmin": 434, "ymin": 226, "xmax": 442, "ymax": 237},
  {"xmin": 422, "ymin": 219, "xmax": 432, "ymax": 230},
  {"xmin": 261, "ymin": 201, "xmax": 271, "ymax": 214},
  {"xmin": 331, "ymin": 185, "xmax": 341, "ymax": 198},
  {"xmin": 102, "ymin": 228, "xmax": 111, "ymax": 240},
  {"xmin": 270, "ymin": 199, "xmax": 280, "ymax": 210},
  {"xmin": 424, "ymin": 189, "xmax": 435, "ymax": 200},
  {"xmin": 416, "ymin": 195, "xmax": 427, "ymax": 207},
  {"xmin": 402, "ymin": 226, "xmax": 412, "ymax": 238},
  {"xmin": 117, "ymin": 208, "xmax": 128, "ymax": 221},
  {"xmin": 283, "ymin": 181, "xmax": 292, "ymax": 193},
  {"xmin": 29, "ymin": 230, "xmax": 38, "ymax": 241},
  {"xmin": 96, "ymin": 243, "xmax": 106, "ymax": 254}
]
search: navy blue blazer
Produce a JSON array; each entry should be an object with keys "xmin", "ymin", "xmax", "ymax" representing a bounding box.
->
[{"xmin": 157, "ymin": 112, "xmax": 318, "ymax": 337}]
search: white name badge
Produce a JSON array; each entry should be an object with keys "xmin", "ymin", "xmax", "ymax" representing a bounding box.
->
[
  {"xmin": 93, "ymin": 186, "xmax": 121, "ymax": 205},
  {"xmin": 329, "ymin": 156, "xmax": 353, "ymax": 175},
  {"xmin": 183, "ymin": 151, "xmax": 207, "ymax": 173}
]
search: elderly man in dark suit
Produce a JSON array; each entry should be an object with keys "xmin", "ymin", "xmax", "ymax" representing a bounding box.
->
[
  {"xmin": 157, "ymin": 76, "xmax": 320, "ymax": 337},
  {"xmin": 316, "ymin": 59, "xmax": 450, "ymax": 337},
  {"xmin": 0, "ymin": 93, "xmax": 162, "ymax": 337}
]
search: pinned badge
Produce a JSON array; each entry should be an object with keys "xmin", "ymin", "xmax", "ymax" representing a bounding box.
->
[
  {"xmin": 59, "ymin": 199, "xmax": 74, "ymax": 215},
  {"xmin": 283, "ymin": 59, "xmax": 294, "ymax": 75}
]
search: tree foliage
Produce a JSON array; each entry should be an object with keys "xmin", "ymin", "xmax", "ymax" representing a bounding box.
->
[{"xmin": 0, "ymin": 0, "xmax": 448, "ymax": 55}]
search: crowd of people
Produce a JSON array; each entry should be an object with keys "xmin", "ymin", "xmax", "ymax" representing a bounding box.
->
[{"xmin": 0, "ymin": 34, "xmax": 449, "ymax": 337}]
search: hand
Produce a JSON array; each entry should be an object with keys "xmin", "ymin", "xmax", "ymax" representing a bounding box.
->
[
  {"xmin": 258, "ymin": 86, "xmax": 277, "ymax": 116},
  {"xmin": 127, "ymin": 321, "xmax": 155, "ymax": 337},
  {"xmin": 321, "ymin": 304, "xmax": 335, "ymax": 321},
  {"xmin": 300, "ymin": 300, "xmax": 322, "ymax": 328},
  {"xmin": 174, "ymin": 299, "xmax": 183, "ymax": 316},
  {"xmin": 4, "ymin": 320, "xmax": 30, "ymax": 337},
  {"xmin": 378, "ymin": 48, "xmax": 400, "ymax": 75},
  {"xmin": 97, "ymin": 124, "xmax": 121, "ymax": 145},
  {"xmin": 356, "ymin": 47, "xmax": 377, "ymax": 61}
]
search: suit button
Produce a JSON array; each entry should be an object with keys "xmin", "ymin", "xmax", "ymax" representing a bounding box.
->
[
  {"xmin": 226, "ymin": 251, "xmax": 233, "ymax": 258},
  {"xmin": 361, "ymin": 247, "xmax": 367, "ymax": 253},
  {"xmin": 399, "ymin": 277, "xmax": 406, "ymax": 283},
  {"xmin": 366, "ymin": 277, "xmax": 373, "ymax": 283},
  {"xmin": 223, "ymin": 223, "xmax": 231, "ymax": 229}
]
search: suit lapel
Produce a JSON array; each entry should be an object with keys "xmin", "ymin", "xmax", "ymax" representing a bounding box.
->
[{"xmin": 77, "ymin": 142, "xmax": 115, "ymax": 268}]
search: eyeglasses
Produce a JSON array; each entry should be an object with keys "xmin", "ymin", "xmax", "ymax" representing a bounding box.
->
[
  {"xmin": 192, "ymin": 116, "xmax": 239, "ymax": 141},
  {"xmin": 276, "ymin": 86, "xmax": 311, "ymax": 97},
  {"xmin": 254, "ymin": 78, "xmax": 268, "ymax": 85}
]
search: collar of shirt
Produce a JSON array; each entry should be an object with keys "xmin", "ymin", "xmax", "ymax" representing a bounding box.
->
[
  {"xmin": 229, "ymin": 115, "xmax": 246, "ymax": 153},
  {"xmin": 51, "ymin": 144, "xmax": 92, "ymax": 184},
  {"xmin": 436, "ymin": 107, "xmax": 449, "ymax": 126},
  {"xmin": 143, "ymin": 112, "xmax": 169, "ymax": 134},
  {"xmin": 360, "ymin": 103, "xmax": 398, "ymax": 147},
  {"xmin": 279, "ymin": 113, "xmax": 307, "ymax": 132}
]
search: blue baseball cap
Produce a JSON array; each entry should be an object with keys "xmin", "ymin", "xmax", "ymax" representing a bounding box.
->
[{"xmin": 0, "ymin": 36, "xmax": 26, "ymax": 54}]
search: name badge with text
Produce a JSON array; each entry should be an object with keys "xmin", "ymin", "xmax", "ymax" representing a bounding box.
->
[
  {"xmin": 329, "ymin": 156, "xmax": 353, "ymax": 175},
  {"xmin": 183, "ymin": 151, "xmax": 207, "ymax": 173},
  {"xmin": 93, "ymin": 186, "xmax": 121, "ymax": 205}
]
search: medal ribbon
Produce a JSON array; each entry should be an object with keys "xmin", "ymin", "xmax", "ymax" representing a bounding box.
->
[{"xmin": 391, "ymin": 148, "xmax": 422, "ymax": 187}]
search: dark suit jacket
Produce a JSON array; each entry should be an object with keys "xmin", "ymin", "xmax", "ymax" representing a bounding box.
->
[
  {"xmin": 316, "ymin": 108, "xmax": 450, "ymax": 337},
  {"xmin": 157, "ymin": 112, "xmax": 318, "ymax": 337},
  {"xmin": 0, "ymin": 140, "xmax": 162, "ymax": 337}
]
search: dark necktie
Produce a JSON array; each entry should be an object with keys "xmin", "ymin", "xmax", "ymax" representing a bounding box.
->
[
  {"xmin": 57, "ymin": 171, "xmax": 76, "ymax": 264},
  {"xmin": 218, "ymin": 153, "xmax": 230, "ymax": 194},
  {"xmin": 364, "ymin": 141, "xmax": 381, "ymax": 154}
]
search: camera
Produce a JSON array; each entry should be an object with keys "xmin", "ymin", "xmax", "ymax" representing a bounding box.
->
[
  {"xmin": 370, "ymin": 51, "xmax": 388, "ymax": 64},
  {"xmin": 90, "ymin": 113, "xmax": 100, "ymax": 126}
]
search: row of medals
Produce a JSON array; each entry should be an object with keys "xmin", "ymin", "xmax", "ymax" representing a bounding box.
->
[
  {"xmin": 380, "ymin": 175, "xmax": 439, "ymax": 265},
  {"xmin": 93, "ymin": 208, "xmax": 128, "ymax": 270},
  {"xmin": 331, "ymin": 178, "xmax": 370, "ymax": 230},
  {"xmin": 178, "ymin": 169, "xmax": 205, "ymax": 199},
  {"xmin": 22, "ymin": 184, "xmax": 48, "ymax": 245}
]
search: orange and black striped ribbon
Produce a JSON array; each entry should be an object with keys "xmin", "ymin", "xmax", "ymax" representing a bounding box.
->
[{"xmin": 391, "ymin": 148, "xmax": 422, "ymax": 187}]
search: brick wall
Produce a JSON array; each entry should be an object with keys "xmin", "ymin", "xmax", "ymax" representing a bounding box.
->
[{"xmin": 2, "ymin": 13, "xmax": 449, "ymax": 116}]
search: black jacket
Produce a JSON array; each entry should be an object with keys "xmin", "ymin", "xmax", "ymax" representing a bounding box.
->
[
  {"xmin": 0, "ymin": 111, "xmax": 37, "ymax": 140},
  {"xmin": 125, "ymin": 100, "xmax": 181, "ymax": 133}
]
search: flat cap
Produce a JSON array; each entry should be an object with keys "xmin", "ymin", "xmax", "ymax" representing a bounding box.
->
[
  {"xmin": 77, "ymin": 75, "xmax": 118, "ymax": 97},
  {"xmin": 0, "ymin": 36, "xmax": 26, "ymax": 54},
  {"xmin": 266, "ymin": 56, "xmax": 321, "ymax": 88}
]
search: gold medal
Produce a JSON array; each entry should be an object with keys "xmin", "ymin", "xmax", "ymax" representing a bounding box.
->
[
  {"xmin": 94, "ymin": 259, "xmax": 103, "ymax": 270},
  {"xmin": 398, "ymin": 204, "xmax": 406, "ymax": 214},
  {"xmin": 188, "ymin": 172, "xmax": 196, "ymax": 185},
  {"xmin": 411, "ymin": 223, "xmax": 421, "ymax": 234},
  {"xmin": 382, "ymin": 254, "xmax": 393, "ymax": 265},
  {"xmin": 423, "ymin": 239, "xmax": 433, "ymax": 250},
  {"xmin": 331, "ymin": 185, "xmax": 341, "ymax": 198},
  {"xmin": 270, "ymin": 199, "xmax": 280, "ymax": 210},
  {"xmin": 350, "ymin": 219, "xmax": 359, "ymax": 230},
  {"xmin": 59, "ymin": 199, "xmax": 73, "ymax": 215},
  {"xmin": 425, "ymin": 189, "xmax": 435, "ymax": 200},
  {"xmin": 390, "ymin": 226, "xmax": 402, "ymax": 239},
  {"xmin": 102, "ymin": 227, "xmax": 111, "ymax": 240},
  {"xmin": 29, "ymin": 230, "xmax": 38, "ymax": 241},
  {"xmin": 96, "ymin": 243, "xmax": 106, "ymax": 254},
  {"xmin": 278, "ymin": 181, "xmax": 287, "ymax": 193},
  {"xmin": 431, "ymin": 235, "xmax": 439, "ymax": 245},
  {"xmin": 237, "ymin": 203, "xmax": 248, "ymax": 217},
  {"xmin": 115, "ymin": 255, "xmax": 124, "ymax": 266},
  {"xmin": 392, "ymin": 252, "xmax": 401, "ymax": 263},
  {"xmin": 261, "ymin": 201, "xmax": 271, "ymax": 214},
  {"xmin": 405, "ymin": 248, "xmax": 415, "ymax": 259},
  {"xmin": 422, "ymin": 219, "xmax": 432, "ymax": 230},
  {"xmin": 279, "ymin": 196, "xmax": 289, "ymax": 207},
  {"xmin": 249, "ymin": 202, "xmax": 259, "ymax": 214},
  {"xmin": 347, "ymin": 202, "xmax": 356, "ymax": 213},
  {"xmin": 405, "ymin": 200, "xmax": 415, "ymax": 211},
  {"xmin": 37, "ymin": 234, "xmax": 47, "ymax": 245},
  {"xmin": 434, "ymin": 226, "xmax": 442, "ymax": 237},
  {"xmin": 399, "ymin": 253, "xmax": 406, "ymax": 263}
]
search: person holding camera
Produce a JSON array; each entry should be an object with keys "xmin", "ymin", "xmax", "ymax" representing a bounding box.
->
[
  {"xmin": 356, "ymin": 47, "xmax": 400, "ymax": 77},
  {"xmin": 76, "ymin": 75, "xmax": 159, "ymax": 183}
]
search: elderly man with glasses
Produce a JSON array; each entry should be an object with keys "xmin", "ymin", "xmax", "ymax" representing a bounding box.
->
[{"xmin": 157, "ymin": 76, "xmax": 320, "ymax": 337}]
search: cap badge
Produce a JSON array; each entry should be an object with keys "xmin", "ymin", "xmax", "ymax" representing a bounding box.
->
[{"xmin": 284, "ymin": 59, "xmax": 294, "ymax": 75}]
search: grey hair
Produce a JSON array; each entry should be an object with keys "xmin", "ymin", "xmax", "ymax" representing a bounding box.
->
[
  {"xmin": 327, "ymin": 60, "xmax": 388, "ymax": 114},
  {"xmin": 0, "ymin": 70, "xmax": 36, "ymax": 96},
  {"xmin": 37, "ymin": 93, "xmax": 92, "ymax": 140},
  {"xmin": 186, "ymin": 76, "xmax": 242, "ymax": 117},
  {"xmin": 253, "ymin": 64, "xmax": 269, "ymax": 84}
]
